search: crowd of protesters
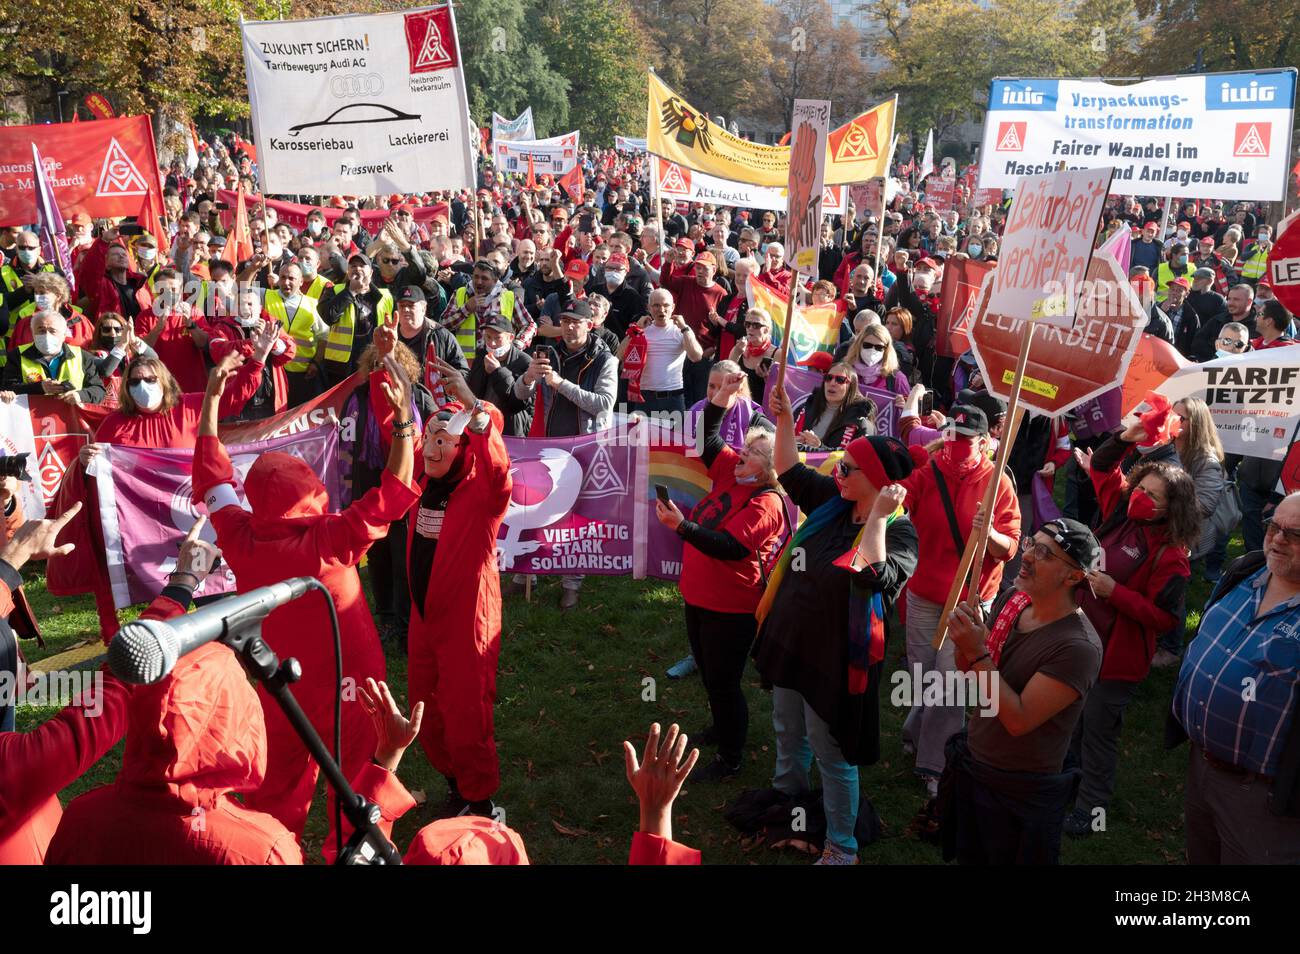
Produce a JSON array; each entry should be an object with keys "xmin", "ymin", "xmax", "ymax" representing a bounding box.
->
[{"xmin": 0, "ymin": 129, "xmax": 1297, "ymax": 866}]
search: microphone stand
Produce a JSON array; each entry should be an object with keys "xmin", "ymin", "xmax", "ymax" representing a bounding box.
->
[{"xmin": 220, "ymin": 616, "xmax": 402, "ymax": 865}]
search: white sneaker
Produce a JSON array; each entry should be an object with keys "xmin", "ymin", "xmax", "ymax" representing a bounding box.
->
[{"xmin": 814, "ymin": 843, "xmax": 859, "ymax": 865}]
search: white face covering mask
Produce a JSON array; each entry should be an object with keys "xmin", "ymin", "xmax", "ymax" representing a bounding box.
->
[
  {"xmin": 604, "ymin": 270, "xmax": 626, "ymax": 287},
  {"xmin": 34, "ymin": 332, "xmax": 63, "ymax": 356},
  {"xmin": 129, "ymin": 380, "xmax": 164, "ymax": 410},
  {"xmin": 307, "ymin": 220, "xmax": 324, "ymax": 236},
  {"xmin": 33, "ymin": 293, "xmax": 53, "ymax": 312},
  {"xmin": 490, "ymin": 341, "xmax": 512, "ymax": 358},
  {"xmin": 861, "ymin": 347, "xmax": 885, "ymax": 367},
  {"xmin": 913, "ymin": 273, "xmax": 934, "ymax": 293},
  {"xmin": 136, "ymin": 247, "xmax": 157, "ymax": 264}
]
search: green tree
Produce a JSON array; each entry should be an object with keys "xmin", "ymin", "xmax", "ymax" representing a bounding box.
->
[
  {"xmin": 537, "ymin": 0, "xmax": 650, "ymax": 143},
  {"xmin": 635, "ymin": 0, "xmax": 776, "ymax": 121},
  {"xmin": 456, "ymin": 0, "xmax": 570, "ymax": 137}
]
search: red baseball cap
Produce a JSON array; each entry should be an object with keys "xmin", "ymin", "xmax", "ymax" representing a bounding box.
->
[
  {"xmin": 69, "ymin": 211, "xmax": 92, "ymax": 226},
  {"xmin": 1169, "ymin": 277, "xmax": 1190, "ymax": 289},
  {"xmin": 564, "ymin": 259, "xmax": 590, "ymax": 280},
  {"xmin": 694, "ymin": 251, "xmax": 717, "ymax": 266},
  {"xmin": 606, "ymin": 251, "xmax": 629, "ymax": 268},
  {"xmin": 675, "ymin": 237, "xmax": 695, "ymax": 250},
  {"xmin": 799, "ymin": 352, "xmax": 834, "ymax": 373}
]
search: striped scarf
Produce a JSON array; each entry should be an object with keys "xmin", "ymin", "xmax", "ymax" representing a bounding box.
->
[{"xmin": 755, "ymin": 494, "xmax": 900, "ymax": 695}]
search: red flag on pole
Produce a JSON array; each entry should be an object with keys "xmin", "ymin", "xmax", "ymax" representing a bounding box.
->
[
  {"xmin": 525, "ymin": 154, "xmax": 537, "ymax": 190},
  {"xmin": 231, "ymin": 186, "xmax": 254, "ymax": 264},
  {"xmin": 559, "ymin": 164, "xmax": 584, "ymax": 203},
  {"xmin": 83, "ymin": 93, "xmax": 114, "ymax": 120}
]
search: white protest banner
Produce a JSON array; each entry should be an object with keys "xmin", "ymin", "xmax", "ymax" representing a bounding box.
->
[
  {"xmin": 614, "ymin": 135, "xmax": 647, "ymax": 152},
  {"xmin": 978, "ymin": 70, "xmax": 1297, "ymax": 201},
  {"xmin": 495, "ymin": 133, "xmax": 580, "ymax": 176},
  {"xmin": 1152, "ymin": 345, "xmax": 1300, "ymax": 461},
  {"xmin": 653, "ymin": 157, "xmax": 845, "ymax": 215},
  {"xmin": 988, "ymin": 166, "xmax": 1113, "ymax": 329},
  {"xmin": 241, "ymin": 3, "xmax": 475, "ymax": 194},
  {"xmin": 786, "ymin": 99, "xmax": 832, "ymax": 275},
  {"xmin": 0, "ymin": 397, "xmax": 43, "ymax": 520},
  {"xmin": 492, "ymin": 107, "xmax": 535, "ymax": 148}
]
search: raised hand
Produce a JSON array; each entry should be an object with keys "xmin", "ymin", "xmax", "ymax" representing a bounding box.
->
[
  {"xmin": 0, "ymin": 501, "xmax": 83, "ymax": 572},
  {"xmin": 358, "ymin": 677, "xmax": 424, "ymax": 773},
  {"xmin": 379, "ymin": 354, "xmax": 412, "ymax": 416},
  {"xmin": 623, "ymin": 722, "xmax": 699, "ymax": 841}
]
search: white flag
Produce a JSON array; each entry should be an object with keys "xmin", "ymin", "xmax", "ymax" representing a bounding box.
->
[{"xmin": 919, "ymin": 128, "xmax": 935, "ymax": 181}]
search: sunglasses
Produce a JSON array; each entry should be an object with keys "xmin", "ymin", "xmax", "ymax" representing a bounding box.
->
[
  {"xmin": 744, "ymin": 321, "xmax": 768, "ymax": 330},
  {"xmin": 861, "ymin": 342, "xmax": 887, "ymax": 352},
  {"xmin": 382, "ymin": 258, "xmax": 403, "ymax": 265},
  {"xmin": 825, "ymin": 374, "xmax": 851, "ymax": 385},
  {"xmin": 835, "ymin": 458, "xmax": 859, "ymax": 478},
  {"xmin": 1264, "ymin": 519, "xmax": 1300, "ymax": 545},
  {"xmin": 1216, "ymin": 338, "xmax": 1246, "ymax": 349},
  {"xmin": 130, "ymin": 375, "xmax": 160, "ymax": 385}
]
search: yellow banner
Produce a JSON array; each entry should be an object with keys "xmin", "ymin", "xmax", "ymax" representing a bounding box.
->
[{"xmin": 647, "ymin": 72, "xmax": 895, "ymax": 188}]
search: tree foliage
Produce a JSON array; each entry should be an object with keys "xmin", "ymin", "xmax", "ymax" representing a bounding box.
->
[
  {"xmin": 456, "ymin": 0, "xmax": 569, "ymax": 137},
  {"xmin": 764, "ymin": 0, "xmax": 877, "ymax": 128},
  {"xmin": 537, "ymin": 0, "xmax": 651, "ymax": 141}
]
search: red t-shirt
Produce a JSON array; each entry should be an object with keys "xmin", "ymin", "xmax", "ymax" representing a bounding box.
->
[
  {"xmin": 679, "ymin": 447, "xmax": 786, "ymax": 614},
  {"xmin": 661, "ymin": 271, "xmax": 727, "ymax": 349}
]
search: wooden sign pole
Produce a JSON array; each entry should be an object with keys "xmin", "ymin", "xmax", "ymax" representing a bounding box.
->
[
  {"xmin": 773, "ymin": 277, "xmax": 798, "ymax": 396},
  {"xmin": 932, "ymin": 318, "xmax": 1035, "ymax": 650}
]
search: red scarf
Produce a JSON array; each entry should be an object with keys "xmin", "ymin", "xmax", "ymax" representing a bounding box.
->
[
  {"xmin": 622, "ymin": 325, "xmax": 647, "ymax": 403},
  {"xmin": 985, "ymin": 591, "xmax": 1032, "ymax": 666},
  {"xmin": 744, "ymin": 340, "xmax": 771, "ymax": 359}
]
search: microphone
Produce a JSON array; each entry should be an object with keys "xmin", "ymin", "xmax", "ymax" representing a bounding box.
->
[{"xmin": 108, "ymin": 577, "xmax": 316, "ymax": 685}]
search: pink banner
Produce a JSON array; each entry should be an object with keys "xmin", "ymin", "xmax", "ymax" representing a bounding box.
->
[
  {"xmin": 95, "ymin": 426, "xmax": 341, "ymax": 608},
  {"xmin": 770, "ymin": 364, "xmax": 900, "ymax": 439}
]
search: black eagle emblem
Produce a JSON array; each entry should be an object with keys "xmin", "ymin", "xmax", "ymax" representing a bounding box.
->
[{"xmin": 661, "ymin": 97, "xmax": 714, "ymax": 154}]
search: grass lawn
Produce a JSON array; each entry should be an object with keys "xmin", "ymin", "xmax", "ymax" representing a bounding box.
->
[{"xmin": 16, "ymin": 525, "xmax": 1242, "ymax": 864}]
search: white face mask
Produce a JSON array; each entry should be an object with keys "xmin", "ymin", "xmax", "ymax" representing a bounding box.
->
[
  {"xmin": 129, "ymin": 380, "xmax": 163, "ymax": 410},
  {"xmin": 604, "ymin": 270, "xmax": 626, "ymax": 287},
  {"xmin": 861, "ymin": 347, "xmax": 885, "ymax": 367},
  {"xmin": 307, "ymin": 220, "xmax": 323, "ymax": 236},
  {"xmin": 136, "ymin": 247, "xmax": 157, "ymax": 264},
  {"xmin": 490, "ymin": 341, "xmax": 512, "ymax": 358},
  {"xmin": 33, "ymin": 293, "xmax": 53, "ymax": 311},
  {"xmin": 913, "ymin": 273, "xmax": 934, "ymax": 293},
  {"xmin": 34, "ymin": 332, "xmax": 63, "ymax": 356}
]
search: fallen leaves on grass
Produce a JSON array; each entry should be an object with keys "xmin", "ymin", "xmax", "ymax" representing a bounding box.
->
[{"xmin": 552, "ymin": 819, "xmax": 592, "ymax": 838}]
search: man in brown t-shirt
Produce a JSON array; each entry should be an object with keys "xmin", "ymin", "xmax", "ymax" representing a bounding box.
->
[{"xmin": 942, "ymin": 518, "xmax": 1104, "ymax": 864}]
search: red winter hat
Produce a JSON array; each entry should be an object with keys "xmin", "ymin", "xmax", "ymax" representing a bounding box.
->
[
  {"xmin": 245, "ymin": 453, "xmax": 329, "ymax": 521},
  {"xmin": 843, "ymin": 434, "xmax": 921, "ymax": 490},
  {"xmin": 1136, "ymin": 392, "xmax": 1182, "ymax": 448},
  {"xmin": 606, "ymin": 251, "xmax": 629, "ymax": 269}
]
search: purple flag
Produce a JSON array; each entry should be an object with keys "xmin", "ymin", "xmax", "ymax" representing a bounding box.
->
[{"xmin": 31, "ymin": 143, "xmax": 75, "ymax": 295}]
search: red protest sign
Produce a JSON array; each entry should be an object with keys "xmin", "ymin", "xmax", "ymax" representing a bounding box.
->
[
  {"xmin": 925, "ymin": 179, "xmax": 955, "ymax": 211},
  {"xmin": 937, "ymin": 257, "xmax": 995, "ymax": 357},
  {"xmin": 969, "ymin": 248, "xmax": 1145, "ymax": 418},
  {"xmin": 84, "ymin": 94, "xmax": 114, "ymax": 120},
  {"xmin": 1282, "ymin": 422, "xmax": 1300, "ymax": 494},
  {"xmin": 972, "ymin": 187, "xmax": 1003, "ymax": 208},
  {"xmin": 1267, "ymin": 208, "xmax": 1300, "ymax": 315},
  {"xmin": 0, "ymin": 115, "xmax": 161, "ymax": 225}
]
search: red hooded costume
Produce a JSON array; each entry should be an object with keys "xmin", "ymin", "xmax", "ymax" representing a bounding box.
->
[
  {"xmin": 404, "ymin": 402, "xmax": 512, "ymax": 802},
  {"xmin": 46, "ymin": 638, "xmax": 301, "ymax": 865},
  {"xmin": 191, "ymin": 434, "xmax": 419, "ymax": 846}
]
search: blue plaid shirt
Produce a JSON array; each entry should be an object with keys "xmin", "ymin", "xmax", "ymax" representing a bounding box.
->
[{"xmin": 1173, "ymin": 568, "xmax": 1300, "ymax": 775}]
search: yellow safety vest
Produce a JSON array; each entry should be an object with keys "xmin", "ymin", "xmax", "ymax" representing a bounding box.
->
[
  {"xmin": 1155, "ymin": 260, "xmax": 1195, "ymax": 301},
  {"xmin": 17, "ymin": 343, "xmax": 85, "ymax": 390},
  {"xmin": 1240, "ymin": 246, "xmax": 1269, "ymax": 281},
  {"xmin": 302, "ymin": 273, "xmax": 329, "ymax": 301},
  {"xmin": 1, "ymin": 261, "xmax": 53, "ymax": 292},
  {"xmin": 322, "ymin": 285, "xmax": 393, "ymax": 366},
  {"xmin": 1, "ymin": 262, "xmax": 58, "ymax": 368},
  {"xmin": 451, "ymin": 286, "xmax": 515, "ymax": 360},
  {"xmin": 265, "ymin": 290, "xmax": 321, "ymax": 373}
]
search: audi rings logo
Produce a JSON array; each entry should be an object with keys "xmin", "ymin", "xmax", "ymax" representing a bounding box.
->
[{"xmin": 330, "ymin": 73, "xmax": 384, "ymax": 98}]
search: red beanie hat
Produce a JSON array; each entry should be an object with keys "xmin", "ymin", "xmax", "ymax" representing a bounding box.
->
[{"xmin": 843, "ymin": 435, "xmax": 919, "ymax": 489}]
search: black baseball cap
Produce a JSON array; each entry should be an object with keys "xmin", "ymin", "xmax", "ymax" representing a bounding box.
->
[
  {"xmin": 942, "ymin": 404, "xmax": 989, "ymax": 437},
  {"xmin": 1039, "ymin": 518, "xmax": 1102, "ymax": 572},
  {"xmin": 957, "ymin": 388, "xmax": 1006, "ymax": 428},
  {"xmin": 207, "ymin": 235, "xmax": 227, "ymax": 248},
  {"xmin": 347, "ymin": 252, "xmax": 372, "ymax": 268},
  {"xmin": 560, "ymin": 300, "xmax": 593, "ymax": 322},
  {"xmin": 481, "ymin": 314, "xmax": 513, "ymax": 333},
  {"xmin": 397, "ymin": 286, "xmax": 425, "ymax": 304}
]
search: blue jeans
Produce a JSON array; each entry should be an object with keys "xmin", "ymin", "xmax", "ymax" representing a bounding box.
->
[{"xmin": 771, "ymin": 686, "xmax": 859, "ymax": 853}]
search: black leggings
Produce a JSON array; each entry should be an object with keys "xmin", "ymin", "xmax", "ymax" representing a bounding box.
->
[
  {"xmin": 369, "ymin": 516, "xmax": 411, "ymax": 628},
  {"xmin": 684, "ymin": 602, "xmax": 757, "ymax": 764}
]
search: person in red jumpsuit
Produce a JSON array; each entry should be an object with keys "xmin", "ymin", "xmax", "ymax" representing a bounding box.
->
[
  {"xmin": 55, "ymin": 342, "xmax": 267, "ymax": 643},
  {"xmin": 191, "ymin": 350, "xmax": 419, "ymax": 850},
  {"xmin": 403, "ymin": 362, "xmax": 512, "ymax": 818},
  {"xmin": 46, "ymin": 517, "xmax": 310, "ymax": 864},
  {"xmin": 0, "ymin": 509, "xmax": 214, "ymax": 864}
]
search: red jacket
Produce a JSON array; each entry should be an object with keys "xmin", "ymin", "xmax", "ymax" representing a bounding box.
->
[
  {"xmin": 74, "ymin": 236, "xmax": 153, "ymax": 321},
  {"xmin": 207, "ymin": 312, "xmax": 297, "ymax": 414},
  {"xmin": 897, "ymin": 451, "xmax": 1021, "ymax": 606},
  {"xmin": 46, "ymin": 634, "xmax": 302, "ymax": 864},
  {"xmin": 3, "ymin": 592, "xmax": 177, "ymax": 864},
  {"xmin": 1088, "ymin": 456, "xmax": 1188, "ymax": 683},
  {"xmin": 7, "ymin": 306, "xmax": 95, "ymax": 351}
]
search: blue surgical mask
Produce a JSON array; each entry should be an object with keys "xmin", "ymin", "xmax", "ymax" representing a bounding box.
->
[
  {"xmin": 967, "ymin": 243, "xmax": 983, "ymax": 257},
  {"xmin": 1215, "ymin": 349, "xmax": 1236, "ymax": 359},
  {"xmin": 300, "ymin": 261, "xmax": 317, "ymax": 278},
  {"xmin": 16, "ymin": 248, "xmax": 38, "ymax": 267}
]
